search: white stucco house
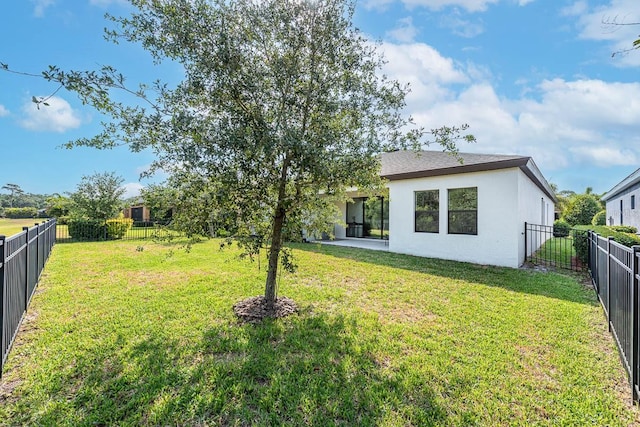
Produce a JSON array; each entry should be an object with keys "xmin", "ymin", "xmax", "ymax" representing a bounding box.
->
[
  {"xmin": 601, "ymin": 168, "xmax": 640, "ymax": 230},
  {"xmin": 332, "ymin": 150, "xmax": 556, "ymax": 268}
]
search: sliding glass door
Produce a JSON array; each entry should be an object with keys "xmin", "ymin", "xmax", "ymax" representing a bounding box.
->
[{"xmin": 346, "ymin": 197, "xmax": 389, "ymax": 239}]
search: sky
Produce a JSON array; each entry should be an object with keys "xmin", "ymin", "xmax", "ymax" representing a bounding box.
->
[{"xmin": 1, "ymin": 0, "xmax": 639, "ymax": 198}]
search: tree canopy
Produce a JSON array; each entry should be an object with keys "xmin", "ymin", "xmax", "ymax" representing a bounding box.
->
[
  {"xmin": 29, "ymin": 0, "xmax": 474, "ymax": 313},
  {"xmin": 69, "ymin": 172, "xmax": 125, "ymax": 221},
  {"xmin": 562, "ymin": 193, "xmax": 602, "ymax": 227},
  {"xmin": 1, "ymin": 183, "xmax": 25, "ymax": 208}
]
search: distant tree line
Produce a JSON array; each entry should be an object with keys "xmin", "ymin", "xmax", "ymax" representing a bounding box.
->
[
  {"xmin": 1, "ymin": 173, "xmax": 137, "ymax": 221},
  {"xmin": 0, "ymin": 183, "xmax": 49, "ymax": 210}
]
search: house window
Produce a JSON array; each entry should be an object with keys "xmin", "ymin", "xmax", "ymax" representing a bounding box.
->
[
  {"xmin": 415, "ymin": 190, "xmax": 439, "ymax": 233},
  {"xmin": 448, "ymin": 187, "xmax": 477, "ymax": 235},
  {"xmin": 632, "ymin": 195, "xmax": 636, "ymax": 210}
]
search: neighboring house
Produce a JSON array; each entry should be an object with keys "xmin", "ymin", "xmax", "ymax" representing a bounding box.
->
[
  {"xmin": 333, "ymin": 150, "xmax": 556, "ymax": 268},
  {"xmin": 123, "ymin": 204, "xmax": 151, "ymax": 223},
  {"xmin": 601, "ymin": 168, "xmax": 640, "ymax": 230}
]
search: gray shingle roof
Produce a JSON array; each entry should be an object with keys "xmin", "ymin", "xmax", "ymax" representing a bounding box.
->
[
  {"xmin": 601, "ymin": 168, "xmax": 640, "ymax": 201},
  {"xmin": 381, "ymin": 150, "xmax": 528, "ymax": 179},
  {"xmin": 380, "ymin": 150, "xmax": 556, "ymax": 202}
]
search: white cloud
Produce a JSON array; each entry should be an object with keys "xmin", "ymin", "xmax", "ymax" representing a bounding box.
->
[
  {"xmin": 31, "ymin": 0, "xmax": 54, "ymax": 17},
  {"xmin": 560, "ymin": 1, "xmax": 588, "ymax": 17},
  {"xmin": 386, "ymin": 17, "xmax": 420, "ymax": 43},
  {"xmin": 377, "ymin": 41, "xmax": 640, "ymax": 172},
  {"xmin": 0, "ymin": 105, "xmax": 9, "ymax": 117},
  {"xmin": 439, "ymin": 11, "xmax": 485, "ymax": 37},
  {"xmin": 399, "ymin": 0, "xmax": 499, "ymax": 12},
  {"xmin": 89, "ymin": 0, "xmax": 128, "ymax": 6},
  {"xmin": 19, "ymin": 96, "xmax": 82, "ymax": 132},
  {"xmin": 379, "ymin": 41, "xmax": 469, "ymax": 108},
  {"xmin": 366, "ymin": 0, "xmax": 533, "ymax": 12},
  {"xmin": 364, "ymin": 0, "xmax": 498, "ymax": 12},
  {"xmin": 122, "ymin": 182, "xmax": 144, "ymax": 199},
  {"xmin": 571, "ymin": 0, "xmax": 640, "ymax": 67},
  {"xmin": 569, "ymin": 146, "xmax": 638, "ymax": 166}
]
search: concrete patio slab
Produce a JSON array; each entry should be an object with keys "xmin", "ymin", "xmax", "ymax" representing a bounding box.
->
[{"xmin": 313, "ymin": 238, "xmax": 389, "ymax": 252}]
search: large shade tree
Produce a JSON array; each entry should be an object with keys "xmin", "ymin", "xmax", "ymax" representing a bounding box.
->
[
  {"xmin": 69, "ymin": 172, "xmax": 125, "ymax": 221},
  {"xmin": 32, "ymin": 0, "xmax": 474, "ymax": 314},
  {"xmin": 1, "ymin": 183, "xmax": 25, "ymax": 208}
]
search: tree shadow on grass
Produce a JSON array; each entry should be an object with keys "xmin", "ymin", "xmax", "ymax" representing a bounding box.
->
[
  {"xmin": 291, "ymin": 242, "xmax": 594, "ymax": 305},
  {"xmin": 194, "ymin": 314, "xmax": 449, "ymax": 425},
  {"xmin": 14, "ymin": 314, "xmax": 449, "ymax": 426}
]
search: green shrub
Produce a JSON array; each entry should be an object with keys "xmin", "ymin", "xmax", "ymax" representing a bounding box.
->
[
  {"xmin": 67, "ymin": 219, "xmax": 107, "ymax": 240},
  {"xmin": 553, "ymin": 220, "xmax": 571, "ymax": 237},
  {"xmin": 563, "ymin": 194, "xmax": 601, "ymax": 226},
  {"xmin": 605, "ymin": 232, "xmax": 640, "ymax": 248},
  {"xmin": 216, "ymin": 228, "xmax": 230, "ymax": 238},
  {"xmin": 611, "ymin": 225, "xmax": 638, "ymax": 234},
  {"xmin": 573, "ymin": 225, "xmax": 640, "ymax": 263},
  {"xmin": 591, "ymin": 210, "xmax": 606, "ymax": 226},
  {"xmin": 106, "ymin": 218, "xmax": 133, "ymax": 239},
  {"xmin": 573, "ymin": 231, "xmax": 590, "ymax": 264},
  {"xmin": 57, "ymin": 216, "xmax": 70, "ymax": 225},
  {"xmin": 5, "ymin": 207, "xmax": 38, "ymax": 219}
]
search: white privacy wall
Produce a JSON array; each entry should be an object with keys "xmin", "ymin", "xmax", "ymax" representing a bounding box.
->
[{"xmin": 387, "ymin": 168, "xmax": 523, "ymax": 268}]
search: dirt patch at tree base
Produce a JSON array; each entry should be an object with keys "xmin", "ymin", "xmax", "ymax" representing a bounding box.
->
[{"xmin": 233, "ymin": 296, "xmax": 297, "ymax": 323}]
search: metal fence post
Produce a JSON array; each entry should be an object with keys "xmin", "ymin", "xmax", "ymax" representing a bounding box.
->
[
  {"xmin": 587, "ymin": 229, "xmax": 591, "ymax": 272},
  {"xmin": 0, "ymin": 235, "xmax": 5, "ymax": 377},
  {"xmin": 23, "ymin": 227, "xmax": 30, "ymax": 312},
  {"xmin": 593, "ymin": 232, "xmax": 598, "ymax": 290},
  {"xmin": 607, "ymin": 237, "xmax": 613, "ymax": 332},
  {"xmin": 632, "ymin": 246, "xmax": 640, "ymax": 402},
  {"xmin": 524, "ymin": 222, "xmax": 528, "ymax": 264}
]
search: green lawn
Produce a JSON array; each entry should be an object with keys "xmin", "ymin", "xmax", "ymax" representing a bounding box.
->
[
  {"xmin": 531, "ymin": 236, "xmax": 577, "ymax": 268},
  {"xmin": 0, "ymin": 239, "xmax": 637, "ymax": 425},
  {"xmin": 0, "ymin": 218, "xmax": 47, "ymax": 237}
]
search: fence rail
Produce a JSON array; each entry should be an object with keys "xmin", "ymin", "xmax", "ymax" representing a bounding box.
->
[
  {"xmin": 0, "ymin": 219, "xmax": 56, "ymax": 377},
  {"xmin": 588, "ymin": 230, "xmax": 640, "ymax": 402}
]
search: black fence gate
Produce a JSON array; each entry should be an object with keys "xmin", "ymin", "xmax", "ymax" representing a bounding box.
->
[{"xmin": 524, "ymin": 222, "xmax": 587, "ymax": 271}]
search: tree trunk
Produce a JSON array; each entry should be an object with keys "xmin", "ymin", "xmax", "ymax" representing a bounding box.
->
[
  {"xmin": 264, "ymin": 206, "xmax": 285, "ymax": 311},
  {"xmin": 264, "ymin": 156, "xmax": 290, "ymax": 311}
]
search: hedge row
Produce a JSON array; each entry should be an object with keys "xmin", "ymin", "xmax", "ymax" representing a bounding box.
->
[
  {"xmin": 4, "ymin": 207, "xmax": 38, "ymax": 218},
  {"xmin": 67, "ymin": 218, "xmax": 134, "ymax": 240},
  {"xmin": 573, "ymin": 225, "xmax": 640, "ymax": 263}
]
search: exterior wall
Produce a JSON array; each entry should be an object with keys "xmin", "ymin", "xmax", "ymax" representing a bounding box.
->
[
  {"xmin": 123, "ymin": 205, "xmax": 151, "ymax": 222},
  {"xmin": 387, "ymin": 168, "xmax": 522, "ymax": 268},
  {"xmin": 606, "ymin": 183, "xmax": 640, "ymax": 229},
  {"xmin": 516, "ymin": 169, "xmax": 556, "ymax": 263},
  {"xmin": 334, "ymin": 201, "xmax": 347, "ymax": 239}
]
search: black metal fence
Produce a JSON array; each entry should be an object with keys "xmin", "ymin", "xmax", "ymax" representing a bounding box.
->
[
  {"xmin": 56, "ymin": 220, "xmax": 173, "ymax": 243},
  {"xmin": 525, "ymin": 224, "xmax": 640, "ymax": 402},
  {"xmin": 588, "ymin": 231, "xmax": 640, "ymax": 402},
  {"xmin": 524, "ymin": 222, "xmax": 587, "ymax": 271},
  {"xmin": 0, "ymin": 219, "xmax": 56, "ymax": 377}
]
